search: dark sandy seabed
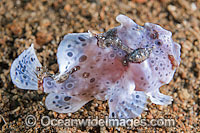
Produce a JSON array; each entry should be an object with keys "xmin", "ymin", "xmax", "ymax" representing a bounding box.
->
[{"xmin": 0, "ymin": 0, "xmax": 200, "ymax": 132}]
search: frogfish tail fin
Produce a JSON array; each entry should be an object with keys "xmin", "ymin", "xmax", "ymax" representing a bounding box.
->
[{"xmin": 10, "ymin": 44, "xmax": 42, "ymax": 90}]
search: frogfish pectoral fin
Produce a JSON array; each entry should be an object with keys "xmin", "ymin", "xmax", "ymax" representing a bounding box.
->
[{"xmin": 108, "ymin": 89, "xmax": 147, "ymax": 119}]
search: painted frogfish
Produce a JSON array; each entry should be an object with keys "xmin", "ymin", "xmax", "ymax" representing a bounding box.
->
[{"xmin": 10, "ymin": 15, "xmax": 181, "ymax": 118}]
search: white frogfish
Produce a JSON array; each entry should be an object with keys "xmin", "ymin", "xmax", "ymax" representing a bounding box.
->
[{"xmin": 10, "ymin": 14, "xmax": 181, "ymax": 118}]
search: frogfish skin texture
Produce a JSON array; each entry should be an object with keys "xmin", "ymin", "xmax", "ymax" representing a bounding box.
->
[{"xmin": 10, "ymin": 14, "xmax": 181, "ymax": 118}]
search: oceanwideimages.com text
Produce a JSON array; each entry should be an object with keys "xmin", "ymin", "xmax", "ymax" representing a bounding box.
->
[{"xmin": 25, "ymin": 115, "xmax": 176, "ymax": 128}]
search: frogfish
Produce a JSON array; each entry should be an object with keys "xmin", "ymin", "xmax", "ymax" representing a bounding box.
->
[{"xmin": 10, "ymin": 14, "xmax": 181, "ymax": 118}]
